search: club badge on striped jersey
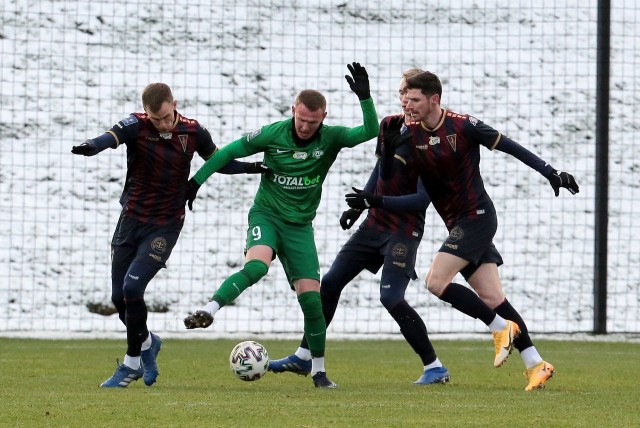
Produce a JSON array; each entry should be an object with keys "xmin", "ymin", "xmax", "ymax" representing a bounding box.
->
[
  {"xmin": 446, "ymin": 134, "xmax": 457, "ymax": 152},
  {"xmin": 179, "ymin": 135, "xmax": 188, "ymax": 152}
]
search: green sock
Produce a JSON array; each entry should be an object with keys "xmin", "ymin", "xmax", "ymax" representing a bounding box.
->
[
  {"xmin": 211, "ymin": 259, "xmax": 268, "ymax": 306},
  {"xmin": 298, "ymin": 291, "xmax": 326, "ymax": 357}
]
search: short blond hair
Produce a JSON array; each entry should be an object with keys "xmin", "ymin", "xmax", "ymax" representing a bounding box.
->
[{"xmin": 294, "ymin": 89, "xmax": 326, "ymax": 112}]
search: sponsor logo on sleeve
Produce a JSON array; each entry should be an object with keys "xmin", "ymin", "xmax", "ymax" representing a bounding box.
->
[{"xmin": 121, "ymin": 115, "xmax": 138, "ymax": 126}]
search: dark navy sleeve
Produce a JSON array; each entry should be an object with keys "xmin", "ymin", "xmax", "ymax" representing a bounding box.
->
[
  {"xmin": 218, "ymin": 160, "xmax": 256, "ymax": 174},
  {"xmin": 381, "ymin": 178, "xmax": 430, "ymax": 213},
  {"xmin": 465, "ymin": 116, "xmax": 501, "ymax": 150},
  {"xmin": 494, "ymin": 136, "xmax": 555, "ymax": 177},
  {"xmin": 196, "ymin": 125, "xmax": 216, "ymax": 160},
  {"xmin": 84, "ymin": 133, "xmax": 117, "ymax": 155},
  {"xmin": 363, "ymin": 161, "xmax": 379, "ymax": 193},
  {"xmin": 108, "ymin": 114, "xmax": 141, "ymax": 148}
]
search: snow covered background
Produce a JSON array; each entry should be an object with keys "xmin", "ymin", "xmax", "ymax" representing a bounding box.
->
[{"xmin": 0, "ymin": 0, "xmax": 638, "ymax": 338}]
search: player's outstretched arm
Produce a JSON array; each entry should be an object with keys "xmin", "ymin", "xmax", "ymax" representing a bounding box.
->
[
  {"xmin": 341, "ymin": 62, "xmax": 379, "ymax": 146},
  {"xmin": 217, "ymin": 160, "xmax": 271, "ymax": 175},
  {"xmin": 381, "ymin": 179, "xmax": 430, "ymax": 212},
  {"xmin": 494, "ymin": 136, "xmax": 580, "ymax": 197},
  {"xmin": 192, "ymin": 139, "xmax": 250, "ymax": 185},
  {"xmin": 71, "ymin": 134, "xmax": 116, "ymax": 156}
]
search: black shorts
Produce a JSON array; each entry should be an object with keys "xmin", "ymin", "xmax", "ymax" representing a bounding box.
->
[
  {"xmin": 438, "ymin": 214, "xmax": 503, "ymax": 280},
  {"xmin": 337, "ymin": 227, "xmax": 419, "ymax": 280},
  {"xmin": 111, "ymin": 214, "xmax": 183, "ymax": 268}
]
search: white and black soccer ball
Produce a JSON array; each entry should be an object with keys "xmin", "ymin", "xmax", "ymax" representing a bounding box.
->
[{"xmin": 229, "ymin": 340, "xmax": 269, "ymax": 381}]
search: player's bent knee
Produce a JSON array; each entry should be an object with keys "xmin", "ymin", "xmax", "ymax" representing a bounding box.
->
[
  {"xmin": 426, "ymin": 281, "xmax": 445, "ymax": 297},
  {"xmin": 379, "ymin": 291, "xmax": 403, "ymax": 311},
  {"xmin": 298, "ymin": 291, "xmax": 323, "ymax": 319},
  {"xmin": 243, "ymin": 259, "xmax": 269, "ymax": 283}
]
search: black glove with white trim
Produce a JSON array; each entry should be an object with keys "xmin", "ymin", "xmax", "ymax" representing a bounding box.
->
[
  {"xmin": 546, "ymin": 169, "xmax": 579, "ymax": 197},
  {"xmin": 345, "ymin": 187, "xmax": 383, "ymax": 210}
]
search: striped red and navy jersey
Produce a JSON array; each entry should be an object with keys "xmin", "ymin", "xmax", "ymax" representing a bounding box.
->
[
  {"xmin": 360, "ymin": 115, "xmax": 428, "ymax": 239},
  {"xmin": 107, "ymin": 111, "xmax": 216, "ymax": 225},
  {"xmin": 404, "ymin": 110, "xmax": 500, "ymax": 230}
]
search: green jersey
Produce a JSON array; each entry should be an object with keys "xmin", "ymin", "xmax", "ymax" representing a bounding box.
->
[{"xmin": 193, "ymin": 98, "xmax": 378, "ymax": 224}]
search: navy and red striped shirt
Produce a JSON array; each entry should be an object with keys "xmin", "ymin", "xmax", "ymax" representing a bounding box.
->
[
  {"xmin": 404, "ymin": 110, "xmax": 500, "ymax": 230},
  {"xmin": 360, "ymin": 115, "xmax": 429, "ymax": 239},
  {"xmin": 107, "ymin": 112, "xmax": 215, "ymax": 225}
]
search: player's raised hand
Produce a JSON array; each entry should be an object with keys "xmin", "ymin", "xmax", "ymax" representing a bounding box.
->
[
  {"xmin": 71, "ymin": 140, "xmax": 98, "ymax": 156},
  {"xmin": 546, "ymin": 169, "xmax": 579, "ymax": 197},
  {"xmin": 345, "ymin": 62, "xmax": 370, "ymax": 100}
]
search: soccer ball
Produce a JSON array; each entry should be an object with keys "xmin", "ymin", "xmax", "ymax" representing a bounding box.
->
[{"xmin": 229, "ymin": 340, "xmax": 269, "ymax": 381}]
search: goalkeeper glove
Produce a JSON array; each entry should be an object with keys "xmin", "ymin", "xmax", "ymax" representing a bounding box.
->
[
  {"xmin": 345, "ymin": 62, "xmax": 371, "ymax": 100},
  {"xmin": 546, "ymin": 169, "xmax": 579, "ymax": 197},
  {"xmin": 345, "ymin": 187, "xmax": 383, "ymax": 210},
  {"xmin": 71, "ymin": 140, "xmax": 98, "ymax": 156},
  {"xmin": 185, "ymin": 178, "xmax": 201, "ymax": 211},
  {"xmin": 339, "ymin": 208, "xmax": 363, "ymax": 230},
  {"xmin": 244, "ymin": 161, "xmax": 271, "ymax": 174}
]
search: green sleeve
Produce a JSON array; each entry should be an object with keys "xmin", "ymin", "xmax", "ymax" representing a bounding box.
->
[
  {"xmin": 340, "ymin": 98, "xmax": 379, "ymax": 148},
  {"xmin": 193, "ymin": 138, "xmax": 251, "ymax": 185}
]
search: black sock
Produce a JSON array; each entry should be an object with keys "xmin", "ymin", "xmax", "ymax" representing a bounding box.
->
[
  {"xmin": 439, "ymin": 283, "xmax": 496, "ymax": 326},
  {"xmin": 124, "ymin": 297, "xmax": 147, "ymax": 357},
  {"xmin": 389, "ymin": 300, "xmax": 436, "ymax": 365},
  {"xmin": 494, "ymin": 299, "xmax": 533, "ymax": 352}
]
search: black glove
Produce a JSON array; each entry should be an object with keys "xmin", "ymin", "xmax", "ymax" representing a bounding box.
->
[
  {"xmin": 382, "ymin": 116, "xmax": 412, "ymax": 155},
  {"xmin": 546, "ymin": 169, "xmax": 579, "ymax": 197},
  {"xmin": 339, "ymin": 208, "xmax": 362, "ymax": 230},
  {"xmin": 71, "ymin": 140, "xmax": 97, "ymax": 156},
  {"xmin": 345, "ymin": 187, "xmax": 383, "ymax": 210},
  {"xmin": 245, "ymin": 161, "xmax": 271, "ymax": 174},
  {"xmin": 185, "ymin": 178, "xmax": 201, "ymax": 211},
  {"xmin": 345, "ymin": 62, "xmax": 370, "ymax": 100}
]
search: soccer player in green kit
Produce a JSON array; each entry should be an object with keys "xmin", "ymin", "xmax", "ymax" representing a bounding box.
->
[{"xmin": 183, "ymin": 63, "xmax": 377, "ymax": 388}]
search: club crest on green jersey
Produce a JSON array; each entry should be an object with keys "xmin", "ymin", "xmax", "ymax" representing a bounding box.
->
[{"xmin": 247, "ymin": 128, "xmax": 261, "ymax": 141}]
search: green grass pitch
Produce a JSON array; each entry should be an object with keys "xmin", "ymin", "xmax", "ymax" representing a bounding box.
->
[{"xmin": 0, "ymin": 338, "xmax": 637, "ymax": 427}]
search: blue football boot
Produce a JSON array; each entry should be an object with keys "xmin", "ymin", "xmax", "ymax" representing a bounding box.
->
[
  {"xmin": 413, "ymin": 366, "xmax": 451, "ymax": 385},
  {"xmin": 141, "ymin": 332, "xmax": 162, "ymax": 386},
  {"xmin": 99, "ymin": 360, "xmax": 143, "ymax": 388},
  {"xmin": 268, "ymin": 354, "xmax": 312, "ymax": 376}
]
